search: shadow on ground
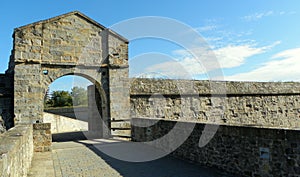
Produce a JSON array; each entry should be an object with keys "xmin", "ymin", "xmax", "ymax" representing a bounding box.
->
[
  {"xmin": 52, "ymin": 131, "xmax": 88, "ymax": 142},
  {"xmin": 52, "ymin": 131, "xmax": 231, "ymax": 177}
]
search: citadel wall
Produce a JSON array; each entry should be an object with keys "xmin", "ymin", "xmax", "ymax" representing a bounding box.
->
[
  {"xmin": 130, "ymin": 79, "xmax": 300, "ymax": 176},
  {"xmin": 130, "ymin": 78, "xmax": 300, "ymax": 129}
]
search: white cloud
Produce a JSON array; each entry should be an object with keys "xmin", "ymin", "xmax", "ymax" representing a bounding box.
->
[
  {"xmin": 215, "ymin": 41, "xmax": 280, "ymax": 68},
  {"xmin": 243, "ymin": 11, "xmax": 274, "ymax": 21},
  {"xmin": 196, "ymin": 25, "xmax": 218, "ymax": 32},
  {"xmin": 279, "ymin": 11, "xmax": 297, "ymax": 15},
  {"xmin": 214, "ymin": 45, "xmax": 264, "ymax": 68},
  {"xmin": 279, "ymin": 11, "xmax": 286, "ymax": 15},
  {"xmin": 145, "ymin": 56, "xmax": 207, "ymax": 79},
  {"xmin": 145, "ymin": 41, "xmax": 280, "ymax": 79},
  {"xmin": 242, "ymin": 10, "xmax": 297, "ymax": 21},
  {"xmin": 226, "ymin": 47, "xmax": 300, "ymax": 81},
  {"xmin": 204, "ymin": 37, "xmax": 224, "ymax": 42}
]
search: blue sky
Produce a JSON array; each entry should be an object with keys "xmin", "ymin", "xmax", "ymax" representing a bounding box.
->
[{"xmin": 1, "ymin": 1, "xmax": 300, "ymax": 91}]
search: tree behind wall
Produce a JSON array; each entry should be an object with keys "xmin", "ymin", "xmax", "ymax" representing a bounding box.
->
[
  {"xmin": 44, "ymin": 87, "xmax": 88, "ymax": 108},
  {"xmin": 71, "ymin": 86, "xmax": 88, "ymax": 106},
  {"xmin": 50, "ymin": 91, "xmax": 73, "ymax": 107}
]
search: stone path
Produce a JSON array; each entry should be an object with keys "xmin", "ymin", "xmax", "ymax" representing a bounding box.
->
[
  {"xmin": 28, "ymin": 152, "xmax": 55, "ymax": 177},
  {"xmin": 29, "ymin": 137, "xmax": 226, "ymax": 177}
]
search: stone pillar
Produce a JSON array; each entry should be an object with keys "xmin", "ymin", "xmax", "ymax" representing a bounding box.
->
[
  {"xmin": 14, "ymin": 64, "xmax": 44, "ymax": 124},
  {"xmin": 107, "ymin": 35, "xmax": 131, "ymax": 139},
  {"xmin": 33, "ymin": 123, "xmax": 52, "ymax": 152},
  {"xmin": 12, "ymin": 26, "xmax": 45, "ymax": 124},
  {"xmin": 88, "ymin": 85, "xmax": 109, "ymax": 138}
]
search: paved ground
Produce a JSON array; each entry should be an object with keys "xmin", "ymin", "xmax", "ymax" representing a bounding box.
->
[
  {"xmin": 28, "ymin": 133, "xmax": 227, "ymax": 177},
  {"xmin": 28, "ymin": 151, "xmax": 55, "ymax": 177}
]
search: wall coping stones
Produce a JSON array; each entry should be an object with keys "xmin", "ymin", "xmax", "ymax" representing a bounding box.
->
[
  {"xmin": 131, "ymin": 117, "xmax": 300, "ymax": 131},
  {"xmin": 130, "ymin": 78, "xmax": 300, "ymax": 95}
]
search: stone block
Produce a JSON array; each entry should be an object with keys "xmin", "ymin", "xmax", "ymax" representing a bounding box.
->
[{"xmin": 33, "ymin": 123, "xmax": 52, "ymax": 152}]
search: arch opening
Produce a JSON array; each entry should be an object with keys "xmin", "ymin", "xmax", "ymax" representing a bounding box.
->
[{"xmin": 43, "ymin": 74, "xmax": 109, "ymax": 141}]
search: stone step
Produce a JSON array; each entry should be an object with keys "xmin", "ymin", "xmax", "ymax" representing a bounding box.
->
[
  {"xmin": 111, "ymin": 129, "xmax": 131, "ymax": 139},
  {"xmin": 110, "ymin": 121, "xmax": 131, "ymax": 129}
]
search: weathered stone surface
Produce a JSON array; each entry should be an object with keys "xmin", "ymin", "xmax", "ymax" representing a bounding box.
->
[
  {"xmin": 0, "ymin": 124, "xmax": 33, "ymax": 177},
  {"xmin": 130, "ymin": 78, "xmax": 300, "ymax": 95},
  {"xmin": 1, "ymin": 10, "xmax": 300, "ymax": 177},
  {"xmin": 109, "ymin": 68, "xmax": 131, "ymax": 138},
  {"xmin": 7, "ymin": 11, "xmax": 130, "ymax": 140},
  {"xmin": 43, "ymin": 112, "xmax": 88, "ymax": 133},
  {"xmin": 0, "ymin": 114, "xmax": 6, "ymax": 133},
  {"xmin": 132, "ymin": 118, "xmax": 300, "ymax": 177},
  {"xmin": 33, "ymin": 123, "xmax": 52, "ymax": 152},
  {"xmin": 130, "ymin": 78, "xmax": 300, "ymax": 129},
  {"xmin": 44, "ymin": 107, "xmax": 88, "ymax": 119}
]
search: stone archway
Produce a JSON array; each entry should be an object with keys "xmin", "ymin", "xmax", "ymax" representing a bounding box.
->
[
  {"xmin": 8, "ymin": 11, "xmax": 131, "ymax": 139},
  {"xmin": 43, "ymin": 73, "xmax": 110, "ymax": 138}
]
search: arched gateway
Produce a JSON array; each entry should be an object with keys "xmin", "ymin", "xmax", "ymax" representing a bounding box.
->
[{"xmin": 7, "ymin": 11, "xmax": 130, "ymax": 138}]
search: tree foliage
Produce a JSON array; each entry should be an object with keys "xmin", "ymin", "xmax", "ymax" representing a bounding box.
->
[
  {"xmin": 44, "ymin": 87, "xmax": 88, "ymax": 108},
  {"xmin": 51, "ymin": 91, "xmax": 73, "ymax": 107},
  {"xmin": 71, "ymin": 87, "xmax": 88, "ymax": 106}
]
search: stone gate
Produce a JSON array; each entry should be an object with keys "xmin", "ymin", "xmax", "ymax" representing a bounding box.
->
[
  {"xmin": 1, "ymin": 11, "xmax": 300, "ymax": 177},
  {"xmin": 6, "ymin": 11, "xmax": 131, "ymax": 138}
]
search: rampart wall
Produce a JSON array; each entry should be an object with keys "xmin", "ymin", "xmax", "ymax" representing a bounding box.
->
[
  {"xmin": 132, "ymin": 118, "xmax": 300, "ymax": 176},
  {"xmin": 130, "ymin": 79, "xmax": 300, "ymax": 176},
  {"xmin": 44, "ymin": 107, "xmax": 88, "ymax": 121},
  {"xmin": 43, "ymin": 112, "xmax": 88, "ymax": 133},
  {"xmin": 0, "ymin": 125, "xmax": 33, "ymax": 177},
  {"xmin": 0, "ymin": 123, "xmax": 51, "ymax": 177},
  {"xmin": 130, "ymin": 79, "xmax": 300, "ymax": 129}
]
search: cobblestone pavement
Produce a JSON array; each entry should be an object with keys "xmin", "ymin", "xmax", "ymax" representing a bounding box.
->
[{"xmin": 29, "ymin": 138, "xmax": 226, "ymax": 177}]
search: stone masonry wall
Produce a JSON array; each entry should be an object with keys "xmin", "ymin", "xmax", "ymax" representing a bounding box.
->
[
  {"xmin": 11, "ymin": 12, "xmax": 107, "ymax": 124},
  {"xmin": 33, "ymin": 123, "xmax": 51, "ymax": 152},
  {"xmin": 44, "ymin": 107, "xmax": 88, "ymax": 120},
  {"xmin": 132, "ymin": 118, "xmax": 300, "ymax": 176},
  {"xmin": 9, "ymin": 11, "xmax": 130, "ymax": 139},
  {"xmin": 0, "ymin": 124, "xmax": 33, "ymax": 177},
  {"xmin": 130, "ymin": 79, "xmax": 300, "ymax": 129},
  {"xmin": 43, "ymin": 112, "xmax": 88, "ymax": 133},
  {"xmin": 88, "ymin": 85, "xmax": 109, "ymax": 137},
  {"xmin": 108, "ymin": 34, "xmax": 131, "ymax": 138}
]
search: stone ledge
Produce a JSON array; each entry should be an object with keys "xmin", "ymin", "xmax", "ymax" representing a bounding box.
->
[
  {"xmin": 130, "ymin": 78, "xmax": 300, "ymax": 95},
  {"xmin": 0, "ymin": 124, "xmax": 33, "ymax": 177}
]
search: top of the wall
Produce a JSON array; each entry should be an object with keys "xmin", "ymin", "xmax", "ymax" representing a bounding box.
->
[
  {"xmin": 14, "ymin": 11, "xmax": 129, "ymax": 43},
  {"xmin": 130, "ymin": 78, "xmax": 300, "ymax": 95}
]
